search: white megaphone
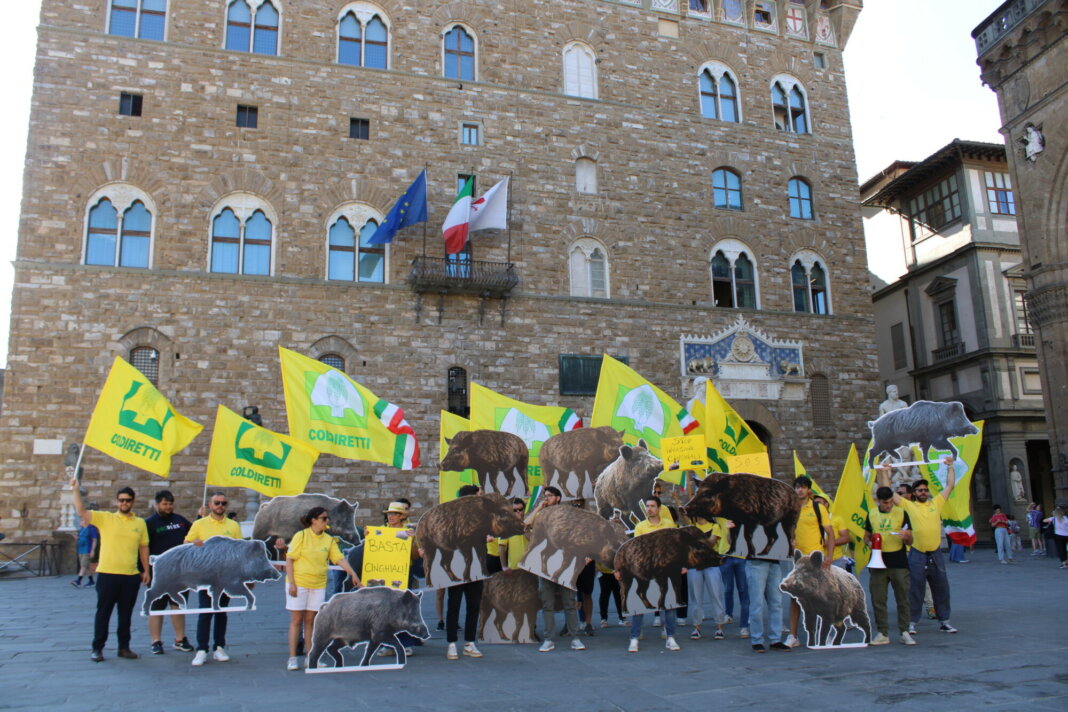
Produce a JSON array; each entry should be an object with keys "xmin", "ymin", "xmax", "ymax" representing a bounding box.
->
[{"xmin": 868, "ymin": 533, "xmax": 887, "ymax": 569}]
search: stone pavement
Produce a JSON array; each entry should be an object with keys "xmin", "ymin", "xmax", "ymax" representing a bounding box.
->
[{"xmin": 2, "ymin": 548, "xmax": 1066, "ymax": 712}]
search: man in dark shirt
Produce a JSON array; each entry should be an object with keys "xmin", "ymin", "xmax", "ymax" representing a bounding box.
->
[
  {"xmin": 864, "ymin": 487, "xmax": 915, "ymax": 646},
  {"xmin": 144, "ymin": 490, "xmax": 193, "ymax": 655}
]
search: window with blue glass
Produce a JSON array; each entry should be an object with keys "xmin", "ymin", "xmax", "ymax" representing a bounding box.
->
[
  {"xmin": 328, "ymin": 215, "xmax": 384, "ymax": 283},
  {"xmin": 788, "ymin": 177, "xmax": 814, "ymax": 219},
  {"xmin": 109, "ymin": 0, "xmax": 166, "ymax": 41},
  {"xmin": 710, "ymin": 244, "xmax": 758, "ymax": 308},
  {"xmin": 85, "ymin": 196, "xmax": 152, "ymax": 268},
  {"xmin": 772, "ymin": 78, "xmax": 809, "ymax": 133},
  {"xmin": 339, "ymin": 11, "xmax": 389, "ymax": 68},
  {"xmin": 443, "ymin": 25, "xmax": 475, "ymax": 80},
  {"xmin": 699, "ymin": 66, "xmax": 739, "ymax": 122},
  {"xmin": 226, "ymin": 0, "xmax": 278, "ymax": 55},
  {"xmin": 792, "ymin": 258, "xmax": 830, "ymax": 314},
  {"xmin": 211, "ymin": 206, "xmax": 272, "ymax": 275},
  {"xmin": 712, "ymin": 168, "xmax": 743, "ymax": 211}
]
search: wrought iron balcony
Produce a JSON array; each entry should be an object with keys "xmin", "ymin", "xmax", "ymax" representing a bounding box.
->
[
  {"xmin": 1013, "ymin": 332, "xmax": 1035, "ymax": 348},
  {"xmin": 407, "ymin": 256, "xmax": 519, "ymax": 298},
  {"xmin": 931, "ymin": 341, "xmax": 966, "ymax": 362}
]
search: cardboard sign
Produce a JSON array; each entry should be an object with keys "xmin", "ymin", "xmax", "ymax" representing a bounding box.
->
[
  {"xmin": 725, "ymin": 452, "xmax": 771, "ymax": 477},
  {"xmin": 661, "ymin": 435, "xmax": 707, "ymax": 473},
  {"xmin": 361, "ymin": 527, "xmax": 413, "ymax": 590}
]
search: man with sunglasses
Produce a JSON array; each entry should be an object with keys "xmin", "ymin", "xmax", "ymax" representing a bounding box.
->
[
  {"xmin": 879, "ymin": 457, "xmax": 959, "ymax": 635},
  {"xmin": 185, "ymin": 491, "xmax": 243, "ymax": 666},
  {"xmin": 69, "ymin": 476, "xmax": 150, "ymax": 663}
]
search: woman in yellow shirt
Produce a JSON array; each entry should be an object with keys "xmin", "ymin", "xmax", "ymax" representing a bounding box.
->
[{"xmin": 285, "ymin": 507, "xmax": 360, "ymax": 671}]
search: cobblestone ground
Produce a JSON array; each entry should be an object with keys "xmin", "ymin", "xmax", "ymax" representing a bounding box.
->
[{"xmin": 1, "ymin": 547, "xmax": 1066, "ymax": 712}]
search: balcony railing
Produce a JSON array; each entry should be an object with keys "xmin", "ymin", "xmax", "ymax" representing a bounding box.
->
[
  {"xmin": 1013, "ymin": 332, "xmax": 1035, "ymax": 348},
  {"xmin": 932, "ymin": 341, "xmax": 966, "ymax": 362},
  {"xmin": 407, "ymin": 256, "xmax": 519, "ymax": 297},
  {"xmin": 973, "ymin": 0, "xmax": 1044, "ymax": 56}
]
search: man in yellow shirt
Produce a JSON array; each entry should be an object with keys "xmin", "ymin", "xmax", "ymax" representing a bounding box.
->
[
  {"xmin": 70, "ymin": 476, "xmax": 150, "ymax": 663},
  {"xmin": 880, "ymin": 457, "xmax": 959, "ymax": 635},
  {"xmin": 616, "ymin": 496, "xmax": 682, "ymax": 653},
  {"xmin": 185, "ymin": 491, "xmax": 243, "ymax": 666},
  {"xmin": 498, "ymin": 497, "xmax": 528, "ymax": 573},
  {"xmin": 784, "ymin": 476, "xmax": 835, "ymax": 648}
]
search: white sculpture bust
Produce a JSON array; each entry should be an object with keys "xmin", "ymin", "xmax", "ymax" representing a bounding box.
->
[{"xmin": 878, "ymin": 384, "xmax": 907, "ymax": 417}]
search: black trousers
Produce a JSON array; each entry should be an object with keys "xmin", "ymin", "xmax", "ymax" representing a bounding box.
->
[
  {"xmin": 92, "ymin": 573, "xmax": 141, "ymax": 651},
  {"xmin": 598, "ymin": 572, "xmax": 622, "ymax": 620},
  {"xmin": 446, "ymin": 580, "xmax": 483, "ymax": 644},
  {"xmin": 196, "ymin": 590, "xmax": 229, "ymax": 652}
]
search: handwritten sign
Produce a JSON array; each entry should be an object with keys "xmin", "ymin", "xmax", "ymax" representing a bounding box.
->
[
  {"xmin": 660, "ymin": 435, "xmax": 708, "ymax": 473},
  {"xmin": 361, "ymin": 527, "xmax": 412, "ymax": 590}
]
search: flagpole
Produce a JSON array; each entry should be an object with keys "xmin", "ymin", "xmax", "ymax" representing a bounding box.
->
[
  {"xmin": 421, "ymin": 163, "xmax": 429, "ymax": 256},
  {"xmin": 506, "ymin": 171, "xmax": 513, "ymax": 264}
]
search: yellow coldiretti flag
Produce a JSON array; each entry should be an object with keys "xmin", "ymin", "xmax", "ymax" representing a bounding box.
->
[
  {"xmin": 279, "ymin": 347, "xmax": 420, "ymax": 469},
  {"xmin": 439, "ymin": 410, "xmax": 478, "ymax": 503},
  {"xmin": 793, "ymin": 451, "xmax": 831, "ymax": 502},
  {"xmin": 83, "ymin": 356, "xmax": 203, "ymax": 478},
  {"xmin": 920, "ymin": 421, "xmax": 984, "ymax": 547},
  {"xmin": 830, "ymin": 444, "xmax": 872, "ymax": 572},
  {"xmin": 590, "ymin": 355, "xmax": 698, "ymax": 484},
  {"xmin": 702, "ymin": 380, "xmax": 769, "ymax": 476},
  {"xmin": 206, "ymin": 405, "xmax": 318, "ymax": 497},
  {"xmin": 469, "ymin": 382, "xmax": 582, "ymax": 489}
]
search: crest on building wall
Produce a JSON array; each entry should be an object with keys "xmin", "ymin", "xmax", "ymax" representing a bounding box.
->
[
  {"xmin": 680, "ymin": 316, "xmax": 806, "ymax": 401},
  {"xmin": 815, "ymin": 14, "xmax": 836, "ymax": 46},
  {"xmin": 720, "ymin": 0, "xmax": 745, "ymax": 25},
  {"xmin": 785, "ymin": 0, "xmax": 808, "ymax": 39}
]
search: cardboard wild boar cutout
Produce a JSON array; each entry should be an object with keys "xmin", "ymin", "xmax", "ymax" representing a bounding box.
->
[
  {"xmin": 141, "ymin": 538, "xmax": 282, "ymax": 615},
  {"xmin": 540, "ymin": 427, "xmax": 625, "ymax": 500},
  {"xmin": 779, "ymin": 550, "xmax": 871, "ymax": 649},
  {"xmin": 439, "ymin": 430, "xmax": 529, "ymax": 499},
  {"xmin": 418, "ymin": 493, "xmax": 526, "ymax": 589},
  {"xmin": 613, "ymin": 526, "xmax": 722, "ymax": 615},
  {"xmin": 682, "ymin": 472, "xmax": 799, "ymax": 561},
  {"xmin": 866, "ymin": 400, "xmax": 979, "ymax": 468},
  {"xmin": 478, "ymin": 569, "xmax": 542, "ymax": 644},
  {"xmin": 593, "ymin": 439, "xmax": 664, "ymax": 526},
  {"xmin": 306, "ymin": 587, "xmax": 431, "ymax": 672},
  {"xmin": 253, "ymin": 493, "xmax": 361, "ymax": 549},
  {"xmin": 519, "ymin": 504, "xmax": 627, "ymax": 590}
]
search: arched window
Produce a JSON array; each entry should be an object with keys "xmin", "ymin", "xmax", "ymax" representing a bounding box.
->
[
  {"xmin": 109, "ymin": 0, "xmax": 167, "ymax": 40},
  {"xmin": 328, "ymin": 216, "xmax": 356, "ymax": 280},
  {"xmin": 788, "ymin": 177, "xmax": 814, "ymax": 219},
  {"xmin": 576, "ymin": 157, "xmax": 597, "ymax": 194},
  {"xmin": 447, "ymin": 366, "xmax": 469, "ymax": 417},
  {"xmin": 319, "ymin": 353, "xmax": 345, "ymax": 371},
  {"xmin": 709, "ymin": 241, "xmax": 759, "ymax": 308},
  {"xmin": 326, "ymin": 203, "xmax": 388, "ymax": 283},
  {"xmin": 698, "ymin": 64, "xmax": 739, "ymax": 122},
  {"xmin": 209, "ymin": 194, "xmax": 276, "ymax": 275},
  {"xmin": 443, "ymin": 25, "xmax": 475, "ymax": 80},
  {"xmin": 569, "ymin": 238, "xmax": 610, "ymax": 298},
  {"xmin": 337, "ymin": 6, "xmax": 390, "ymax": 69},
  {"xmin": 712, "ymin": 168, "xmax": 743, "ymax": 210},
  {"xmin": 771, "ymin": 76, "xmax": 809, "ymax": 133},
  {"xmin": 84, "ymin": 186, "xmax": 155, "ymax": 268},
  {"xmin": 226, "ymin": 0, "xmax": 279, "ymax": 55},
  {"xmin": 563, "ymin": 42, "xmax": 597, "ymax": 99},
  {"xmin": 791, "ymin": 251, "xmax": 832, "ymax": 315},
  {"xmin": 130, "ymin": 346, "xmax": 160, "ymax": 386}
]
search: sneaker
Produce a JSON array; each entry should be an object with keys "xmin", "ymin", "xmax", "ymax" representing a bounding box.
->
[
  {"xmin": 739, "ymin": 627, "xmax": 750, "ymax": 639},
  {"xmin": 173, "ymin": 638, "xmax": 194, "ymax": 653},
  {"xmin": 212, "ymin": 647, "xmax": 230, "ymax": 662},
  {"xmin": 192, "ymin": 650, "xmax": 208, "ymax": 667},
  {"xmin": 870, "ymin": 633, "xmax": 890, "ymax": 646},
  {"xmin": 769, "ymin": 642, "xmax": 791, "ymax": 651},
  {"xmin": 84, "ymin": 580, "xmax": 94, "ymax": 587},
  {"xmin": 286, "ymin": 656, "xmax": 299, "ymax": 671},
  {"xmin": 617, "ymin": 618, "xmax": 627, "ymax": 627},
  {"xmin": 377, "ymin": 646, "xmax": 393, "ymax": 657},
  {"xmin": 665, "ymin": 636, "xmax": 681, "ymax": 651},
  {"xmin": 628, "ymin": 638, "xmax": 639, "ymax": 653},
  {"xmin": 462, "ymin": 642, "xmax": 482, "ymax": 658},
  {"xmin": 653, "ymin": 615, "xmax": 662, "ymax": 627},
  {"xmin": 723, "ymin": 615, "xmax": 734, "ymax": 624},
  {"xmin": 660, "ymin": 628, "xmax": 668, "ymax": 640},
  {"xmin": 90, "ymin": 649, "xmax": 104, "ymax": 663},
  {"xmin": 446, "ymin": 643, "xmax": 458, "ymax": 660},
  {"xmin": 570, "ymin": 638, "xmax": 586, "ymax": 651},
  {"xmin": 437, "ymin": 620, "xmax": 445, "ymax": 631},
  {"xmin": 690, "ymin": 628, "xmax": 702, "ymax": 640},
  {"xmin": 752, "ymin": 644, "xmax": 766, "ymax": 653},
  {"xmin": 71, "ymin": 579, "xmax": 81, "ymax": 588},
  {"xmin": 959, "ymin": 559, "xmax": 969, "ymax": 563},
  {"xmin": 150, "ymin": 641, "xmax": 164, "ymax": 655},
  {"xmin": 713, "ymin": 629, "xmax": 725, "ymax": 640},
  {"xmin": 784, "ymin": 634, "xmax": 800, "ymax": 649},
  {"xmin": 583, "ymin": 623, "xmax": 595, "ymax": 636},
  {"xmin": 939, "ymin": 622, "xmax": 957, "ymax": 634},
  {"xmin": 403, "ymin": 647, "xmax": 414, "ymax": 656},
  {"xmin": 600, "ymin": 619, "xmax": 609, "ymax": 629},
  {"xmin": 907, "ymin": 623, "xmax": 917, "ymax": 635},
  {"xmin": 538, "ymin": 639, "xmax": 555, "ymax": 652},
  {"xmin": 900, "ymin": 631, "xmax": 916, "ymax": 646}
]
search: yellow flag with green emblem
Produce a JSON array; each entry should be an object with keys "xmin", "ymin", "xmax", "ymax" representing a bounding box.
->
[
  {"xmin": 793, "ymin": 451, "xmax": 831, "ymax": 502},
  {"xmin": 439, "ymin": 410, "xmax": 478, "ymax": 503},
  {"xmin": 701, "ymin": 380, "xmax": 769, "ymax": 476},
  {"xmin": 206, "ymin": 405, "xmax": 319, "ymax": 497},
  {"xmin": 830, "ymin": 444, "xmax": 872, "ymax": 572},
  {"xmin": 83, "ymin": 356, "xmax": 203, "ymax": 477},
  {"xmin": 279, "ymin": 347, "xmax": 420, "ymax": 469},
  {"xmin": 469, "ymin": 382, "xmax": 582, "ymax": 489}
]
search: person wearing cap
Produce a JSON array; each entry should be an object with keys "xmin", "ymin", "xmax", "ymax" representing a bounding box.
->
[{"xmin": 864, "ymin": 486, "xmax": 915, "ymax": 646}]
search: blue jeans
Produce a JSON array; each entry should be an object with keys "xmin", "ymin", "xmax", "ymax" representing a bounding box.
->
[
  {"xmin": 948, "ymin": 542, "xmax": 967, "ymax": 562},
  {"xmin": 745, "ymin": 559, "xmax": 783, "ymax": 646},
  {"xmin": 630, "ymin": 609, "xmax": 676, "ymax": 640},
  {"xmin": 994, "ymin": 528, "xmax": 1012, "ymax": 562},
  {"xmin": 688, "ymin": 567, "xmax": 725, "ymax": 626},
  {"xmin": 907, "ymin": 548, "xmax": 950, "ymax": 623},
  {"xmin": 719, "ymin": 556, "xmax": 749, "ymax": 625}
]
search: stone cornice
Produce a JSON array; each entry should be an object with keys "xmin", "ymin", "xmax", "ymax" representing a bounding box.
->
[{"xmin": 975, "ymin": 0, "xmax": 1068, "ymax": 89}]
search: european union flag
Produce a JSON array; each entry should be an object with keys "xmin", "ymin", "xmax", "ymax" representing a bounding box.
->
[{"xmin": 367, "ymin": 169, "xmax": 428, "ymax": 245}]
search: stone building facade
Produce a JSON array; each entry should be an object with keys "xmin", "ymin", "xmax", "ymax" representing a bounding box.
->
[
  {"xmin": 974, "ymin": 0, "xmax": 1068, "ymax": 504},
  {"xmin": 1, "ymin": 0, "xmax": 873, "ymax": 540}
]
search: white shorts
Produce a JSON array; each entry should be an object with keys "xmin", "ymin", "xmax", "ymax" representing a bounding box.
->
[{"xmin": 285, "ymin": 586, "xmax": 326, "ymax": 612}]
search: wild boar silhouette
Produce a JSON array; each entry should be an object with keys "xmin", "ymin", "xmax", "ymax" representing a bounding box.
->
[
  {"xmin": 594, "ymin": 439, "xmax": 663, "ymax": 525},
  {"xmin": 540, "ymin": 427, "xmax": 624, "ymax": 500},
  {"xmin": 308, "ymin": 587, "xmax": 430, "ymax": 667},
  {"xmin": 780, "ymin": 550, "xmax": 871, "ymax": 647},
  {"xmin": 478, "ymin": 569, "xmax": 541, "ymax": 644},
  {"xmin": 683, "ymin": 473, "xmax": 799, "ymax": 557},
  {"xmin": 867, "ymin": 400, "xmax": 979, "ymax": 468},
  {"xmin": 519, "ymin": 504, "xmax": 627, "ymax": 589},
  {"xmin": 253, "ymin": 494, "xmax": 361, "ymax": 548},
  {"xmin": 439, "ymin": 430, "xmax": 529, "ymax": 499},
  {"xmin": 418, "ymin": 493, "xmax": 526, "ymax": 588},
  {"xmin": 614, "ymin": 526, "xmax": 721, "ymax": 613}
]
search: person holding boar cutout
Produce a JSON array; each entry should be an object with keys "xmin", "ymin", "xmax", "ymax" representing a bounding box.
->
[{"xmin": 186, "ymin": 492, "xmax": 243, "ymax": 667}]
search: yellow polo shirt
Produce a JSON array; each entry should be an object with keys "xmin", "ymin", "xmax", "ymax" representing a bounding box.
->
[
  {"xmin": 185, "ymin": 516, "xmax": 242, "ymax": 543},
  {"xmin": 487, "ymin": 538, "xmax": 500, "ymax": 557},
  {"xmin": 868, "ymin": 507, "xmax": 907, "ymax": 553},
  {"xmin": 831, "ymin": 514, "xmax": 849, "ymax": 560},
  {"xmin": 633, "ymin": 517, "xmax": 675, "ymax": 537},
  {"xmin": 90, "ymin": 510, "xmax": 148, "ymax": 576},
  {"xmin": 286, "ymin": 528, "xmax": 344, "ymax": 589},
  {"xmin": 502, "ymin": 533, "xmax": 528, "ymax": 569},
  {"xmin": 795, "ymin": 500, "xmax": 827, "ymax": 555},
  {"xmin": 900, "ymin": 495, "xmax": 946, "ymax": 553}
]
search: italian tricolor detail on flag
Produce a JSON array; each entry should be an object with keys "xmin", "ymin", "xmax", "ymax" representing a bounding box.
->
[{"xmin": 443, "ymin": 178, "xmax": 473, "ymax": 254}]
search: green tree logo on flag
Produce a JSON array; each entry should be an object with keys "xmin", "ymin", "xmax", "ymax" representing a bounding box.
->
[
  {"xmin": 611, "ymin": 384, "xmax": 668, "ymax": 447},
  {"xmin": 707, "ymin": 414, "xmax": 753, "ymax": 471},
  {"xmin": 306, "ymin": 370, "xmax": 368, "ymax": 428},
  {"xmin": 498, "ymin": 408, "xmax": 551, "ymax": 451},
  {"xmin": 118, "ymin": 381, "xmax": 173, "ymax": 441},
  {"xmin": 234, "ymin": 421, "xmax": 292, "ymax": 470}
]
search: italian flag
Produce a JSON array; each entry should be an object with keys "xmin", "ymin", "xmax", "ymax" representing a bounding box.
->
[{"xmin": 443, "ymin": 178, "xmax": 473, "ymax": 254}]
